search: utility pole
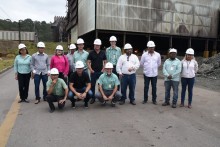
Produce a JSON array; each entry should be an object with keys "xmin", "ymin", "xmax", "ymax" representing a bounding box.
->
[{"xmin": 18, "ymin": 20, "xmax": 21, "ymax": 43}]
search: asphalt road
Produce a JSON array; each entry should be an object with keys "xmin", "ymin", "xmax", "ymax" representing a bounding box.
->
[{"xmin": 0, "ymin": 68, "xmax": 220, "ymax": 147}]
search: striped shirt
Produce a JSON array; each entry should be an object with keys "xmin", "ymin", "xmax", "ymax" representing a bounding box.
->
[{"xmin": 31, "ymin": 52, "xmax": 50, "ymax": 75}]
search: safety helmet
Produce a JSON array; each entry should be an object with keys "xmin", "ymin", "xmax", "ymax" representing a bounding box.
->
[
  {"xmin": 77, "ymin": 38, "xmax": 84, "ymax": 44},
  {"xmin": 50, "ymin": 68, "xmax": 59, "ymax": 75},
  {"xmin": 124, "ymin": 43, "xmax": 132, "ymax": 50},
  {"xmin": 105, "ymin": 62, "xmax": 113, "ymax": 68},
  {"xmin": 186, "ymin": 48, "xmax": 194, "ymax": 55},
  {"xmin": 56, "ymin": 45, "xmax": 63, "ymax": 50},
  {"xmin": 169, "ymin": 48, "xmax": 177, "ymax": 53},
  {"xmin": 147, "ymin": 41, "xmax": 155, "ymax": 48},
  {"xmin": 75, "ymin": 61, "xmax": 84, "ymax": 68},
  {"xmin": 18, "ymin": 43, "xmax": 26, "ymax": 49},
  {"xmin": 109, "ymin": 36, "xmax": 117, "ymax": 41},
  {"xmin": 94, "ymin": 39, "xmax": 102, "ymax": 45},
  {"xmin": 69, "ymin": 44, "xmax": 76, "ymax": 50},
  {"xmin": 37, "ymin": 42, "xmax": 45, "ymax": 48}
]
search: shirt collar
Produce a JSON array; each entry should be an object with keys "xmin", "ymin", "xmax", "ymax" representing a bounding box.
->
[{"xmin": 37, "ymin": 52, "xmax": 45, "ymax": 55}]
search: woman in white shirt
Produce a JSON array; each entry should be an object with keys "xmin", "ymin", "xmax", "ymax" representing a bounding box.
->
[{"xmin": 180, "ymin": 48, "xmax": 198, "ymax": 108}]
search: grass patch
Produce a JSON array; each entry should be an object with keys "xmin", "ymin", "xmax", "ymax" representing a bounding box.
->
[{"xmin": 0, "ymin": 58, "xmax": 14, "ymax": 71}]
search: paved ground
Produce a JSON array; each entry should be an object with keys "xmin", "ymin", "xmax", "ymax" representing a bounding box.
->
[{"xmin": 0, "ymin": 68, "xmax": 220, "ymax": 147}]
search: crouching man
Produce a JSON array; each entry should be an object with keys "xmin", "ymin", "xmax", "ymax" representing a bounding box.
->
[
  {"xmin": 95, "ymin": 62, "xmax": 121, "ymax": 107},
  {"xmin": 46, "ymin": 68, "xmax": 68, "ymax": 113},
  {"xmin": 68, "ymin": 61, "xmax": 92, "ymax": 108}
]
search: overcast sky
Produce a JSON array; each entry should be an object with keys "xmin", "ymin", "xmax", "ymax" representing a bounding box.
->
[{"xmin": 0, "ymin": 0, "xmax": 67, "ymax": 23}]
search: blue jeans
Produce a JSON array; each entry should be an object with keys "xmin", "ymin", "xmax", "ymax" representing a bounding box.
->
[
  {"xmin": 68, "ymin": 87, "xmax": 93, "ymax": 103},
  {"xmin": 164, "ymin": 80, "xmax": 179, "ymax": 104},
  {"xmin": 144, "ymin": 75, "xmax": 157, "ymax": 102},
  {"xmin": 34, "ymin": 74, "xmax": 48, "ymax": 100},
  {"xmin": 91, "ymin": 72, "xmax": 102, "ymax": 99},
  {"xmin": 121, "ymin": 74, "xmax": 136, "ymax": 101},
  {"xmin": 181, "ymin": 77, "xmax": 195, "ymax": 105}
]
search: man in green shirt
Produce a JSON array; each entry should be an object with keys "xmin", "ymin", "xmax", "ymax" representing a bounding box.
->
[
  {"xmin": 95, "ymin": 62, "xmax": 121, "ymax": 107},
  {"xmin": 46, "ymin": 68, "xmax": 68, "ymax": 113}
]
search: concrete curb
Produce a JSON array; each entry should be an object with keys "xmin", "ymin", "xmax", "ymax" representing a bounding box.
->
[{"xmin": 0, "ymin": 66, "xmax": 13, "ymax": 74}]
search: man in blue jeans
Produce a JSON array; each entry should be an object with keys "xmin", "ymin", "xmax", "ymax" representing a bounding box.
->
[
  {"xmin": 116, "ymin": 43, "xmax": 140, "ymax": 105},
  {"xmin": 68, "ymin": 61, "xmax": 93, "ymax": 108},
  {"xmin": 140, "ymin": 41, "xmax": 161, "ymax": 105},
  {"xmin": 162, "ymin": 48, "xmax": 181, "ymax": 108},
  {"xmin": 31, "ymin": 42, "xmax": 50, "ymax": 104}
]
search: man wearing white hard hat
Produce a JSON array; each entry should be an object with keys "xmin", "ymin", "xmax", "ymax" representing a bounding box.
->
[
  {"xmin": 74, "ymin": 38, "xmax": 89, "ymax": 72},
  {"xmin": 140, "ymin": 40, "xmax": 161, "ymax": 105},
  {"xmin": 14, "ymin": 43, "xmax": 32, "ymax": 103},
  {"xmin": 67, "ymin": 44, "xmax": 76, "ymax": 77},
  {"xmin": 87, "ymin": 38, "xmax": 107, "ymax": 104},
  {"xmin": 31, "ymin": 41, "xmax": 50, "ymax": 104},
  {"xmin": 46, "ymin": 68, "xmax": 68, "ymax": 113},
  {"xmin": 162, "ymin": 48, "xmax": 181, "ymax": 108},
  {"xmin": 68, "ymin": 61, "xmax": 92, "ymax": 108},
  {"xmin": 180, "ymin": 48, "xmax": 198, "ymax": 109},
  {"xmin": 116, "ymin": 43, "xmax": 140, "ymax": 105},
  {"xmin": 96, "ymin": 62, "xmax": 122, "ymax": 107},
  {"xmin": 106, "ymin": 36, "xmax": 122, "ymax": 78}
]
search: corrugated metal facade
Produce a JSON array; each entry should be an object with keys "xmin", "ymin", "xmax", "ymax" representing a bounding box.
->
[
  {"xmin": 94, "ymin": 0, "xmax": 219, "ymax": 38},
  {"xmin": 0, "ymin": 30, "xmax": 35, "ymax": 41}
]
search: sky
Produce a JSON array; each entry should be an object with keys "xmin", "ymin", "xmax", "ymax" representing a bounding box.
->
[{"xmin": 0, "ymin": 0, "xmax": 67, "ymax": 23}]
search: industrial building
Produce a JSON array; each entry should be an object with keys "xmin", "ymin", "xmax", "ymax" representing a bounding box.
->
[{"xmin": 66, "ymin": 0, "xmax": 220, "ymax": 56}]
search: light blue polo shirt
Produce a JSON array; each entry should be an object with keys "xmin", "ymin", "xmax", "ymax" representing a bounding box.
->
[
  {"xmin": 98, "ymin": 73, "xmax": 120, "ymax": 90},
  {"xmin": 163, "ymin": 58, "xmax": 182, "ymax": 81}
]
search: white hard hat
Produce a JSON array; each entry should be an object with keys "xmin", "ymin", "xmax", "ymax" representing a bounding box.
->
[
  {"xmin": 77, "ymin": 38, "xmax": 84, "ymax": 44},
  {"xmin": 37, "ymin": 42, "xmax": 45, "ymax": 48},
  {"xmin": 169, "ymin": 48, "xmax": 177, "ymax": 53},
  {"xmin": 18, "ymin": 43, "xmax": 26, "ymax": 49},
  {"xmin": 105, "ymin": 62, "xmax": 113, "ymax": 68},
  {"xmin": 147, "ymin": 41, "xmax": 155, "ymax": 48},
  {"xmin": 186, "ymin": 48, "xmax": 194, "ymax": 55},
  {"xmin": 75, "ymin": 61, "xmax": 84, "ymax": 68},
  {"xmin": 109, "ymin": 36, "xmax": 117, "ymax": 41},
  {"xmin": 56, "ymin": 45, "xmax": 63, "ymax": 50},
  {"xmin": 124, "ymin": 43, "xmax": 132, "ymax": 50},
  {"xmin": 50, "ymin": 68, "xmax": 59, "ymax": 75},
  {"xmin": 69, "ymin": 44, "xmax": 76, "ymax": 50},
  {"xmin": 94, "ymin": 39, "xmax": 102, "ymax": 45}
]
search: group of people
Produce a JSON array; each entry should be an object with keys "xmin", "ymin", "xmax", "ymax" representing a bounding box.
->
[{"xmin": 14, "ymin": 36, "xmax": 198, "ymax": 113}]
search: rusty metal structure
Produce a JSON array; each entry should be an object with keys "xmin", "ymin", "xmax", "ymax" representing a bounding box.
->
[{"xmin": 66, "ymin": 0, "xmax": 220, "ymax": 56}]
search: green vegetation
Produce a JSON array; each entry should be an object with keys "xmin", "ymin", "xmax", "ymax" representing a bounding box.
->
[{"xmin": 0, "ymin": 58, "xmax": 13, "ymax": 71}]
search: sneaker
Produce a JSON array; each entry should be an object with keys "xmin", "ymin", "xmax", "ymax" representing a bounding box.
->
[
  {"xmin": 162, "ymin": 102, "xmax": 170, "ymax": 106},
  {"xmin": 111, "ymin": 101, "xmax": 116, "ymax": 107},
  {"xmin": 179, "ymin": 103, "xmax": 184, "ymax": 107},
  {"xmin": 90, "ymin": 99, "xmax": 95, "ymax": 104},
  {"xmin": 153, "ymin": 101, "xmax": 157, "ymax": 105},
  {"xmin": 172, "ymin": 104, "xmax": 177, "ymax": 108},
  {"xmin": 142, "ymin": 100, "xmax": 147, "ymax": 104},
  {"xmin": 84, "ymin": 102, "xmax": 88, "ymax": 108},
  {"xmin": 119, "ymin": 100, "xmax": 125, "ymax": 105},
  {"xmin": 35, "ymin": 100, "xmax": 40, "ymax": 104},
  {"xmin": 130, "ymin": 101, "xmax": 136, "ymax": 105},
  {"xmin": 71, "ymin": 102, "xmax": 76, "ymax": 108},
  {"xmin": 23, "ymin": 99, "xmax": 29, "ymax": 103}
]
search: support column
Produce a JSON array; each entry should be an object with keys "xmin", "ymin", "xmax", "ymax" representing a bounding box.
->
[
  {"xmin": 203, "ymin": 40, "xmax": 209, "ymax": 58},
  {"xmin": 212, "ymin": 40, "xmax": 217, "ymax": 56},
  {"xmin": 188, "ymin": 37, "xmax": 192, "ymax": 48},
  {"xmin": 122, "ymin": 32, "xmax": 126, "ymax": 54}
]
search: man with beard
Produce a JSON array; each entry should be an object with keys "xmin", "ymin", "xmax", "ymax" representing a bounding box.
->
[
  {"xmin": 162, "ymin": 48, "xmax": 181, "ymax": 108},
  {"xmin": 116, "ymin": 43, "xmax": 140, "ymax": 105}
]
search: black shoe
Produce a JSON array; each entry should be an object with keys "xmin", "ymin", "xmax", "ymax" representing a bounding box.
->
[
  {"xmin": 162, "ymin": 102, "xmax": 170, "ymax": 106},
  {"xmin": 84, "ymin": 102, "xmax": 88, "ymax": 108},
  {"xmin": 153, "ymin": 101, "xmax": 157, "ymax": 105},
  {"xmin": 142, "ymin": 100, "xmax": 147, "ymax": 104},
  {"xmin": 119, "ymin": 100, "xmax": 125, "ymax": 105},
  {"xmin": 102, "ymin": 101, "xmax": 106, "ymax": 106},
  {"xmin": 43, "ymin": 97, "xmax": 47, "ymax": 101},
  {"xmin": 90, "ymin": 99, "xmax": 95, "ymax": 104},
  {"xmin": 23, "ymin": 99, "xmax": 29, "ymax": 103},
  {"xmin": 35, "ymin": 100, "xmax": 40, "ymax": 104},
  {"xmin": 130, "ymin": 101, "xmax": 136, "ymax": 105},
  {"xmin": 172, "ymin": 104, "xmax": 177, "ymax": 108},
  {"xmin": 111, "ymin": 101, "xmax": 116, "ymax": 107},
  {"xmin": 18, "ymin": 99, "xmax": 24, "ymax": 103},
  {"xmin": 49, "ymin": 109, "xmax": 55, "ymax": 113},
  {"xmin": 71, "ymin": 102, "xmax": 76, "ymax": 108}
]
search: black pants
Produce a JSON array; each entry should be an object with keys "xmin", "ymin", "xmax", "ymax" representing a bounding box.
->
[
  {"xmin": 17, "ymin": 72, "xmax": 31, "ymax": 100},
  {"xmin": 46, "ymin": 94, "xmax": 65, "ymax": 110},
  {"xmin": 59, "ymin": 72, "xmax": 67, "ymax": 84}
]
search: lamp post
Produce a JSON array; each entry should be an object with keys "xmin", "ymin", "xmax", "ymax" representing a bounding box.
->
[{"xmin": 18, "ymin": 20, "xmax": 21, "ymax": 43}]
